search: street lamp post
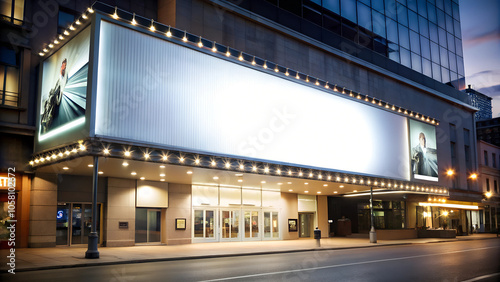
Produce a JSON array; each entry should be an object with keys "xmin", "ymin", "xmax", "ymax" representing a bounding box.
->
[{"xmin": 85, "ymin": 156, "xmax": 99, "ymax": 259}]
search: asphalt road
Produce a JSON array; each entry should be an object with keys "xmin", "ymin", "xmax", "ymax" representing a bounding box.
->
[{"xmin": 2, "ymin": 239, "xmax": 499, "ymax": 282}]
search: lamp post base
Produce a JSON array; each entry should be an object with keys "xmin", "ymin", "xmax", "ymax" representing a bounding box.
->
[
  {"xmin": 85, "ymin": 232, "xmax": 100, "ymax": 259},
  {"xmin": 369, "ymin": 226, "xmax": 377, "ymax": 243}
]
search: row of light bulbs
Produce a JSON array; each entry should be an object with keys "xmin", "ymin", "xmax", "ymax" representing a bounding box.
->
[
  {"xmin": 30, "ymin": 141, "xmax": 448, "ymax": 195},
  {"xmin": 37, "ymin": 3, "xmax": 439, "ymax": 126}
]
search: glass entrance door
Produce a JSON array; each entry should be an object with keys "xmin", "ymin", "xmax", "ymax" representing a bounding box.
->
[
  {"xmin": 135, "ymin": 208, "xmax": 161, "ymax": 244},
  {"xmin": 221, "ymin": 210, "xmax": 240, "ymax": 240},
  {"xmin": 263, "ymin": 211, "xmax": 279, "ymax": 239},
  {"xmin": 244, "ymin": 210, "xmax": 260, "ymax": 240},
  {"xmin": 193, "ymin": 209, "xmax": 216, "ymax": 241},
  {"xmin": 299, "ymin": 213, "xmax": 314, "ymax": 238},
  {"xmin": 69, "ymin": 203, "xmax": 101, "ymax": 245}
]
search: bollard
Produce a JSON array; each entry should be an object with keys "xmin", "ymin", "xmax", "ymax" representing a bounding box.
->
[
  {"xmin": 314, "ymin": 227, "xmax": 321, "ymax": 247},
  {"xmin": 369, "ymin": 226, "xmax": 377, "ymax": 243}
]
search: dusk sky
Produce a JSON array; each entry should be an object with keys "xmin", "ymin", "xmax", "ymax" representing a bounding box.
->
[{"xmin": 459, "ymin": 0, "xmax": 500, "ymax": 116}]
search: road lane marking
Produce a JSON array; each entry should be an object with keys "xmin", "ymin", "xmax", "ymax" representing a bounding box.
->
[
  {"xmin": 462, "ymin": 272, "xmax": 500, "ymax": 282},
  {"xmin": 200, "ymin": 246, "xmax": 500, "ymax": 281}
]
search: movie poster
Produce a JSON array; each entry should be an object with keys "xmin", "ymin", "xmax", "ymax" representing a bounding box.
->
[
  {"xmin": 39, "ymin": 27, "xmax": 90, "ymax": 138},
  {"xmin": 409, "ymin": 119, "xmax": 438, "ymax": 181}
]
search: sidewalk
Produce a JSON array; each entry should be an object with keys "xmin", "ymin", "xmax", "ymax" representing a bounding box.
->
[{"xmin": 1, "ymin": 234, "xmax": 497, "ymax": 272}]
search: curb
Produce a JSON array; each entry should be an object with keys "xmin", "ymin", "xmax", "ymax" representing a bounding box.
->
[{"xmin": 7, "ymin": 237, "xmax": 499, "ymax": 273}]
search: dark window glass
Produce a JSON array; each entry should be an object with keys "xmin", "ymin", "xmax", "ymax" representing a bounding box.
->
[
  {"xmin": 374, "ymin": 37, "xmax": 387, "ymax": 55},
  {"xmin": 410, "ymin": 30, "xmax": 420, "ymax": 54},
  {"xmin": 372, "ymin": 10, "xmax": 386, "ymax": 37},
  {"xmin": 323, "ymin": 14, "xmax": 341, "ymax": 34},
  {"xmin": 386, "ymin": 17, "xmax": 398, "ymax": 44},
  {"xmin": 310, "ymin": 0, "xmax": 322, "ymax": 5},
  {"xmin": 388, "ymin": 43, "xmax": 400, "ymax": 62},
  {"xmin": 440, "ymin": 46, "xmax": 448, "ymax": 67},
  {"xmin": 454, "ymin": 20, "xmax": 461, "ymax": 39},
  {"xmin": 452, "ymin": 2, "xmax": 459, "ymax": 20},
  {"xmin": 397, "ymin": 3, "xmax": 408, "ymax": 26},
  {"xmin": 407, "ymin": 0, "xmax": 417, "ymax": 11},
  {"xmin": 421, "ymin": 36, "xmax": 430, "ymax": 59},
  {"xmin": 436, "ymin": 0, "xmax": 444, "ymax": 10},
  {"xmin": 398, "ymin": 0, "xmax": 407, "ymax": 6},
  {"xmin": 438, "ymin": 27, "xmax": 447, "ymax": 48},
  {"xmin": 455, "ymin": 37, "xmax": 463, "ymax": 56},
  {"xmin": 0, "ymin": 46, "xmax": 17, "ymax": 66},
  {"xmin": 357, "ymin": 2, "xmax": 372, "ymax": 31},
  {"xmin": 494, "ymin": 180, "xmax": 498, "ymax": 193},
  {"xmin": 399, "ymin": 24, "xmax": 410, "ymax": 49},
  {"xmin": 58, "ymin": 10, "xmax": 75, "ymax": 29},
  {"xmin": 400, "ymin": 47, "xmax": 411, "ymax": 68},
  {"xmin": 493, "ymin": 153, "xmax": 497, "ymax": 168},
  {"xmin": 373, "ymin": 0, "xmax": 384, "ymax": 12},
  {"xmin": 441, "ymin": 66, "xmax": 450, "ymax": 83},
  {"xmin": 304, "ymin": 5, "xmax": 322, "ymax": 26},
  {"xmin": 486, "ymin": 178, "xmax": 490, "ymax": 192},
  {"xmin": 385, "ymin": 0, "xmax": 397, "ymax": 19},
  {"xmin": 457, "ymin": 56, "xmax": 464, "ymax": 76},
  {"xmin": 411, "ymin": 52, "xmax": 422, "ymax": 72},
  {"xmin": 422, "ymin": 58, "xmax": 432, "ymax": 77},
  {"xmin": 445, "ymin": 14, "xmax": 454, "ymax": 33},
  {"xmin": 323, "ymin": 0, "xmax": 340, "ymax": 14},
  {"xmin": 447, "ymin": 32, "xmax": 455, "ymax": 53},
  {"xmin": 417, "ymin": 0, "xmax": 427, "ymax": 17},
  {"xmin": 342, "ymin": 22, "xmax": 358, "ymax": 41},
  {"xmin": 430, "ymin": 41, "xmax": 440, "ymax": 64},
  {"xmin": 408, "ymin": 10, "xmax": 418, "ymax": 31},
  {"xmin": 450, "ymin": 71, "xmax": 458, "ymax": 88},
  {"xmin": 359, "ymin": 0, "xmax": 370, "ymax": 6},
  {"xmin": 429, "ymin": 22, "xmax": 439, "ymax": 43},
  {"xmin": 432, "ymin": 62, "xmax": 441, "ymax": 81},
  {"xmin": 279, "ymin": 0, "xmax": 302, "ymax": 16},
  {"xmin": 448, "ymin": 51, "xmax": 457, "ymax": 72},
  {"xmin": 485, "ymin": 151, "xmax": 489, "ymax": 166},
  {"xmin": 444, "ymin": 0, "xmax": 452, "ymax": 15},
  {"xmin": 427, "ymin": 4, "xmax": 437, "ymax": 23},
  {"xmin": 419, "ymin": 16, "xmax": 429, "ymax": 38},
  {"xmin": 436, "ymin": 8, "xmax": 445, "ymax": 29},
  {"xmin": 341, "ymin": 0, "xmax": 357, "ymax": 23}
]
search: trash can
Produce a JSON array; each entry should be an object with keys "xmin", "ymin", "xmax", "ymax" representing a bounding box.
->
[{"xmin": 314, "ymin": 228, "xmax": 321, "ymax": 239}]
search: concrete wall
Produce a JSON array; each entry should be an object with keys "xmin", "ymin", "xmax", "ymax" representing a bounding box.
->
[
  {"xmin": 57, "ymin": 174, "xmax": 106, "ymax": 203},
  {"xmin": 280, "ymin": 192, "xmax": 298, "ymax": 240},
  {"xmin": 29, "ymin": 173, "xmax": 57, "ymax": 247},
  {"xmin": 166, "ymin": 183, "xmax": 192, "ymax": 245},
  {"xmin": 105, "ymin": 178, "xmax": 136, "ymax": 247}
]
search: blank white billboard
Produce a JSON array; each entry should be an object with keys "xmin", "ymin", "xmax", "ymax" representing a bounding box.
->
[{"xmin": 95, "ymin": 21, "xmax": 410, "ymax": 180}]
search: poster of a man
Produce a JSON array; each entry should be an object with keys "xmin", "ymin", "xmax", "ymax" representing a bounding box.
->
[
  {"xmin": 40, "ymin": 58, "xmax": 68, "ymax": 133},
  {"xmin": 409, "ymin": 120, "xmax": 438, "ymax": 181}
]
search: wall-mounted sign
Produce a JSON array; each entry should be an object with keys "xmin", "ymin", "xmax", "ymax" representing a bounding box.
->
[
  {"xmin": 288, "ymin": 219, "xmax": 298, "ymax": 232},
  {"xmin": 409, "ymin": 119, "xmax": 438, "ymax": 181},
  {"xmin": 175, "ymin": 218, "xmax": 186, "ymax": 230},
  {"xmin": 119, "ymin": 221, "xmax": 129, "ymax": 229}
]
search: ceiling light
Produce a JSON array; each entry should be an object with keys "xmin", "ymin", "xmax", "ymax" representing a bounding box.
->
[
  {"xmin": 88, "ymin": 164, "xmax": 93, "ymax": 167},
  {"xmin": 304, "ymin": 191, "xmax": 309, "ymax": 193},
  {"xmin": 289, "ymin": 189, "xmax": 293, "ymax": 192},
  {"xmin": 63, "ymin": 167, "xmax": 69, "ymax": 170},
  {"xmin": 140, "ymin": 177, "xmax": 145, "ymax": 180},
  {"xmin": 131, "ymin": 172, "xmax": 137, "ymax": 175},
  {"xmin": 160, "ymin": 173, "xmax": 165, "ymax": 177},
  {"xmin": 98, "ymin": 171, "xmax": 103, "ymax": 174},
  {"xmin": 187, "ymin": 171, "xmax": 193, "ymax": 174},
  {"xmin": 160, "ymin": 179, "xmax": 165, "ymax": 182},
  {"xmin": 160, "ymin": 165, "xmax": 165, "ymax": 168},
  {"xmin": 261, "ymin": 181, "xmax": 266, "ymax": 184},
  {"xmin": 122, "ymin": 162, "xmax": 129, "ymax": 167},
  {"xmin": 213, "ymin": 176, "xmax": 219, "ymax": 180}
]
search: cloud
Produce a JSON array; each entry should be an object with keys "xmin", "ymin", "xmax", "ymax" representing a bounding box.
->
[
  {"xmin": 463, "ymin": 29, "xmax": 500, "ymax": 47},
  {"xmin": 477, "ymin": 84, "xmax": 500, "ymax": 97},
  {"xmin": 466, "ymin": 69, "xmax": 500, "ymax": 89}
]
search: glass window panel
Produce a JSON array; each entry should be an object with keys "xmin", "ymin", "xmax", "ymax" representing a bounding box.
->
[
  {"xmin": 407, "ymin": 0, "xmax": 417, "ymax": 11},
  {"xmin": 252, "ymin": 211, "xmax": 259, "ymax": 237},
  {"xmin": 450, "ymin": 71, "xmax": 458, "ymax": 88},
  {"xmin": 323, "ymin": 0, "xmax": 340, "ymax": 14},
  {"xmin": 430, "ymin": 41, "xmax": 440, "ymax": 64},
  {"xmin": 410, "ymin": 30, "xmax": 420, "ymax": 54},
  {"xmin": 400, "ymin": 47, "xmax": 411, "ymax": 68},
  {"xmin": 398, "ymin": 0, "xmax": 407, "ymax": 6},
  {"xmin": 341, "ymin": 0, "xmax": 357, "ymax": 23},
  {"xmin": 417, "ymin": 0, "xmax": 427, "ymax": 17},
  {"xmin": 444, "ymin": 0, "xmax": 452, "ymax": 15},
  {"xmin": 192, "ymin": 185, "xmax": 218, "ymax": 206},
  {"xmin": 13, "ymin": 0, "xmax": 23, "ymax": 20},
  {"xmin": 440, "ymin": 46, "xmax": 448, "ymax": 68},
  {"xmin": 388, "ymin": 43, "xmax": 400, "ymax": 62},
  {"xmin": 411, "ymin": 52, "xmax": 422, "ymax": 72},
  {"xmin": 5, "ymin": 66, "xmax": 19, "ymax": 93},
  {"xmin": 372, "ymin": 10, "xmax": 385, "ymax": 37},
  {"xmin": 385, "ymin": 0, "xmax": 397, "ymax": 19},
  {"xmin": 310, "ymin": 0, "xmax": 321, "ymax": 5},
  {"xmin": 455, "ymin": 37, "xmax": 463, "ymax": 56},
  {"xmin": 135, "ymin": 208, "xmax": 148, "ymax": 243},
  {"xmin": 0, "ymin": 66, "xmax": 5, "ymax": 93},
  {"xmin": 242, "ymin": 189, "xmax": 261, "ymax": 207},
  {"xmin": 420, "ymin": 36, "xmax": 430, "ymax": 59},
  {"xmin": 304, "ymin": 5, "xmax": 322, "ymax": 26},
  {"xmin": 220, "ymin": 187, "xmax": 241, "ymax": 206},
  {"xmin": 357, "ymin": 3, "xmax": 372, "ymax": 31},
  {"xmin": 436, "ymin": 8, "xmax": 445, "ymax": 29},
  {"xmin": 205, "ymin": 210, "xmax": 214, "ymax": 238},
  {"xmin": 441, "ymin": 66, "xmax": 450, "ymax": 83},
  {"xmin": 436, "ymin": 0, "xmax": 444, "ymax": 10},
  {"xmin": 0, "ymin": 47, "xmax": 17, "ymax": 65},
  {"xmin": 422, "ymin": 58, "xmax": 432, "ymax": 77},
  {"xmin": 438, "ymin": 27, "xmax": 447, "ymax": 47},
  {"xmin": 323, "ymin": 14, "xmax": 341, "ymax": 34},
  {"xmin": 194, "ymin": 210, "xmax": 204, "ymax": 237},
  {"xmin": 386, "ymin": 17, "xmax": 398, "ymax": 44},
  {"xmin": 272, "ymin": 212, "xmax": 279, "ymax": 237},
  {"xmin": 457, "ymin": 56, "xmax": 464, "ymax": 76},
  {"xmin": 1, "ymin": 0, "xmax": 12, "ymax": 18},
  {"xmin": 264, "ymin": 212, "xmax": 271, "ymax": 237},
  {"xmin": 427, "ymin": 4, "xmax": 437, "ymax": 23},
  {"xmin": 397, "ymin": 3, "xmax": 408, "ymax": 26},
  {"xmin": 452, "ymin": 2, "xmax": 459, "ymax": 20},
  {"xmin": 429, "ymin": 22, "xmax": 438, "ymax": 43},
  {"xmin": 359, "ymin": 0, "xmax": 370, "ymax": 6},
  {"xmin": 399, "ymin": 24, "xmax": 410, "ymax": 49},
  {"xmin": 408, "ymin": 10, "xmax": 418, "ymax": 31},
  {"xmin": 447, "ymin": 32, "xmax": 455, "ymax": 53},
  {"xmin": 373, "ymin": 0, "xmax": 384, "ymax": 12},
  {"xmin": 454, "ymin": 20, "xmax": 461, "ymax": 39},
  {"xmin": 448, "ymin": 51, "xmax": 457, "ymax": 72},
  {"xmin": 445, "ymin": 14, "xmax": 453, "ymax": 33},
  {"xmin": 432, "ymin": 62, "xmax": 442, "ymax": 81},
  {"xmin": 58, "ymin": 11, "xmax": 75, "ymax": 29},
  {"xmin": 419, "ymin": 16, "xmax": 429, "ymax": 38}
]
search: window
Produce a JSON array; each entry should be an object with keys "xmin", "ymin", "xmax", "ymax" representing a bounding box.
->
[
  {"xmin": 486, "ymin": 178, "xmax": 490, "ymax": 192},
  {"xmin": 493, "ymin": 153, "xmax": 497, "ymax": 168},
  {"xmin": 58, "ymin": 9, "xmax": 78, "ymax": 34},
  {"xmin": 484, "ymin": 150, "xmax": 489, "ymax": 166},
  {"xmin": 0, "ymin": 0, "xmax": 24, "ymax": 24},
  {"xmin": 0, "ymin": 46, "xmax": 19, "ymax": 107},
  {"xmin": 494, "ymin": 180, "xmax": 498, "ymax": 194}
]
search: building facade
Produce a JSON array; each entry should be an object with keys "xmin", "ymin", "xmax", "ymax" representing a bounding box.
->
[
  {"xmin": 465, "ymin": 85, "xmax": 492, "ymax": 122},
  {"xmin": 1, "ymin": 0, "xmax": 485, "ymax": 249},
  {"xmin": 477, "ymin": 140, "xmax": 500, "ymax": 232}
]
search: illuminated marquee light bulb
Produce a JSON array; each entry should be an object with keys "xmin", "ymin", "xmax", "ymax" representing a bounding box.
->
[
  {"xmin": 211, "ymin": 160, "xmax": 216, "ymax": 166},
  {"xmin": 264, "ymin": 167, "xmax": 269, "ymax": 173},
  {"xmin": 357, "ymin": 94, "xmax": 361, "ymax": 99},
  {"xmin": 162, "ymin": 155, "xmax": 168, "ymax": 161},
  {"xmin": 166, "ymin": 26, "xmax": 172, "ymax": 37},
  {"xmin": 69, "ymin": 25, "xmax": 75, "ymax": 31},
  {"xmin": 285, "ymin": 68, "xmax": 289, "ymax": 76},
  {"xmin": 112, "ymin": 7, "xmax": 118, "ymax": 19},
  {"xmin": 79, "ymin": 144, "xmax": 86, "ymax": 151},
  {"xmin": 198, "ymin": 36, "xmax": 203, "ymax": 48},
  {"xmin": 131, "ymin": 13, "xmax": 137, "ymax": 25},
  {"xmin": 43, "ymin": 48, "xmax": 48, "ymax": 52},
  {"xmin": 59, "ymin": 35, "xmax": 64, "ymax": 40},
  {"xmin": 88, "ymin": 7, "xmax": 94, "ymax": 13},
  {"xmin": 124, "ymin": 151, "xmax": 131, "ymax": 157},
  {"xmin": 365, "ymin": 95, "xmax": 369, "ymax": 101},
  {"xmin": 226, "ymin": 47, "xmax": 231, "ymax": 57},
  {"xmin": 296, "ymin": 72, "xmax": 300, "ymax": 79},
  {"xmin": 65, "ymin": 150, "xmax": 70, "ymax": 155},
  {"xmin": 263, "ymin": 61, "xmax": 267, "ymax": 69},
  {"xmin": 52, "ymin": 154, "xmax": 57, "ymax": 159},
  {"xmin": 333, "ymin": 85, "xmax": 338, "ymax": 92},
  {"xmin": 276, "ymin": 169, "xmax": 281, "ymax": 174},
  {"xmin": 274, "ymin": 65, "xmax": 279, "ymax": 72},
  {"xmin": 195, "ymin": 159, "xmax": 200, "ymax": 165},
  {"xmin": 336, "ymin": 176, "xmax": 340, "ymax": 181},
  {"xmin": 252, "ymin": 166, "xmax": 257, "ymax": 172},
  {"xmin": 309, "ymin": 172, "xmax": 313, "ymax": 178},
  {"xmin": 103, "ymin": 148, "xmax": 110, "ymax": 155},
  {"xmin": 325, "ymin": 82, "xmax": 329, "ymax": 89},
  {"xmin": 238, "ymin": 52, "xmax": 243, "ymax": 61},
  {"xmin": 54, "ymin": 39, "xmax": 59, "ymax": 44},
  {"xmin": 342, "ymin": 88, "xmax": 345, "ymax": 94},
  {"xmin": 327, "ymin": 175, "xmax": 332, "ymax": 180},
  {"xmin": 63, "ymin": 30, "xmax": 70, "ymax": 36},
  {"xmin": 225, "ymin": 162, "xmax": 231, "ymax": 169},
  {"xmin": 372, "ymin": 98, "xmax": 376, "ymax": 104},
  {"xmin": 179, "ymin": 157, "xmax": 185, "ymax": 163},
  {"xmin": 298, "ymin": 171, "xmax": 303, "ymax": 177},
  {"xmin": 318, "ymin": 174, "xmax": 322, "ymax": 179},
  {"xmin": 150, "ymin": 19, "xmax": 156, "ymax": 31},
  {"xmin": 48, "ymin": 44, "xmax": 54, "ymax": 48},
  {"xmin": 251, "ymin": 56, "xmax": 256, "ymax": 65},
  {"xmin": 82, "ymin": 14, "xmax": 88, "ymax": 19},
  {"xmin": 315, "ymin": 79, "xmax": 320, "ymax": 86},
  {"xmin": 288, "ymin": 170, "xmax": 292, "ymax": 175},
  {"xmin": 75, "ymin": 20, "xmax": 81, "ymax": 25},
  {"xmin": 239, "ymin": 164, "xmax": 244, "ymax": 170},
  {"xmin": 182, "ymin": 31, "xmax": 188, "ymax": 42},
  {"xmin": 39, "ymin": 52, "xmax": 45, "ymax": 56},
  {"xmin": 144, "ymin": 153, "xmax": 150, "ymax": 159},
  {"xmin": 349, "ymin": 90, "xmax": 353, "ymax": 97},
  {"xmin": 58, "ymin": 152, "xmax": 63, "ymax": 157}
]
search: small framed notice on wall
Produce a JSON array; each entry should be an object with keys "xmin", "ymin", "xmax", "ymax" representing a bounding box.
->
[
  {"xmin": 288, "ymin": 219, "xmax": 298, "ymax": 232},
  {"xmin": 176, "ymin": 218, "xmax": 186, "ymax": 230}
]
